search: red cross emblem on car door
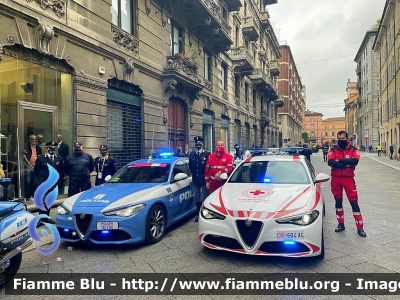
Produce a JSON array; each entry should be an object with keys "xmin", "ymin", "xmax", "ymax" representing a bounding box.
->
[{"xmin": 249, "ymin": 190, "xmax": 265, "ymax": 196}]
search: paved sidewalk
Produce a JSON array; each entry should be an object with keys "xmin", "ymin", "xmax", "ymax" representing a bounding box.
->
[{"xmin": 363, "ymin": 152, "xmax": 400, "ymax": 172}]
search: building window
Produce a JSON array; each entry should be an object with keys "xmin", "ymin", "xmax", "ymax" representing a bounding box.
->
[
  {"xmin": 310, "ymin": 132, "xmax": 315, "ymax": 139},
  {"xmin": 311, "ymin": 124, "xmax": 314, "ymax": 129},
  {"xmin": 235, "ymin": 75, "xmax": 240, "ymax": 98},
  {"xmin": 221, "ymin": 118, "xmax": 229, "ymax": 148},
  {"xmin": 221, "ymin": 64, "xmax": 228, "ymax": 91},
  {"xmin": 203, "ymin": 111, "xmax": 214, "ymax": 152},
  {"xmin": 234, "ymin": 121, "xmax": 241, "ymax": 145},
  {"xmin": 235, "ymin": 26, "xmax": 240, "ymax": 47},
  {"xmin": 253, "ymin": 90, "xmax": 257, "ymax": 110},
  {"xmin": 170, "ymin": 24, "xmax": 183, "ymax": 55},
  {"xmin": 204, "ymin": 51, "xmax": 211, "ymax": 81},
  {"xmin": 111, "ymin": 0, "xmax": 134, "ymax": 34},
  {"xmin": 246, "ymin": 124, "xmax": 250, "ymax": 149},
  {"xmin": 245, "ymin": 83, "xmax": 249, "ymax": 103},
  {"xmin": 310, "ymin": 118, "xmax": 315, "ymax": 122},
  {"xmin": 325, "ymin": 132, "xmax": 328, "ymax": 137},
  {"xmin": 332, "ymin": 132, "xmax": 335, "ymax": 136}
]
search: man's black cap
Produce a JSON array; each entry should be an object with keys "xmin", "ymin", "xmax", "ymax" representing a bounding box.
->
[
  {"xmin": 194, "ymin": 136, "xmax": 204, "ymax": 143},
  {"xmin": 99, "ymin": 145, "xmax": 108, "ymax": 150},
  {"xmin": 46, "ymin": 141, "xmax": 57, "ymax": 148},
  {"xmin": 73, "ymin": 142, "xmax": 82, "ymax": 148}
]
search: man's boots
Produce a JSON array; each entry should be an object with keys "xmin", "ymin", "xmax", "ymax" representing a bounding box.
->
[
  {"xmin": 357, "ymin": 228, "xmax": 367, "ymax": 237},
  {"xmin": 335, "ymin": 223, "xmax": 345, "ymax": 232}
]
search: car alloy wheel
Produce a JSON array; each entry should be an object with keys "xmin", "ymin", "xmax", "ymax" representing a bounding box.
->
[{"xmin": 146, "ymin": 205, "xmax": 166, "ymax": 244}]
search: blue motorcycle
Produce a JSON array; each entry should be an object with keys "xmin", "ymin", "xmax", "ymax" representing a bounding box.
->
[{"xmin": 0, "ymin": 198, "xmax": 35, "ymax": 287}]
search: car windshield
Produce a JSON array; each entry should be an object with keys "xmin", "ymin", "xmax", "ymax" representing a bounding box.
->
[
  {"xmin": 228, "ymin": 160, "xmax": 310, "ymax": 184},
  {"xmin": 108, "ymin": 163, "xmax": 171, "ymax": 183}
]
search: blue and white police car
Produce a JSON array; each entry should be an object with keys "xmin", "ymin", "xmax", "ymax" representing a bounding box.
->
[{"xmin": 56, "ymin": 151, "xmax": 195, "ymax": 244}]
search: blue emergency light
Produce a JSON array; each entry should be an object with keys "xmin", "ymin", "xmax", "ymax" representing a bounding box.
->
[
  {"xmin": 102, "ymin": 231, "xmax": 109, "ymax": 234},
  {"xmin": 283, "ymin": 241, "xmax": 295, "ymax": 245},
  {"xmin": 159, "ymin": 151, "xmax": 174, "ymax": 158}
]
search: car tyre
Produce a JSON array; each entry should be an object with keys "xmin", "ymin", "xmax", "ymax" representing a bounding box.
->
[
  {"xmin": 0, "ymin": 252, "xmax": 22, "ymax": 287},
  {"xmin": 316, "ymin": 230, "xmax": 325, "ymax": 259},
  {"xmin": 145, "ymin": 205, "xmax": 166, "ymax": 244}
]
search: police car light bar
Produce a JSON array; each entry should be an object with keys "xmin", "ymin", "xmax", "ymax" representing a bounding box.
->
[{"xmin": 249, "ymin": 147, "xmax": 303, "ymax": 156}]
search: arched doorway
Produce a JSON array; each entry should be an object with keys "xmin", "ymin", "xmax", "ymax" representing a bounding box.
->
[{"xmin": 168, "ymin": 97, "xmax": 186, "ymax": 153}]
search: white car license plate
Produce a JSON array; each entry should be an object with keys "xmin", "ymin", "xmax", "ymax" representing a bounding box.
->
[
  {"xmin": 277, "ymin": 232, "xmax": 305, "ymax": 239},
  {"xmin": 97, "ymin": 222, "xmax": 119, "ymax": 230}
]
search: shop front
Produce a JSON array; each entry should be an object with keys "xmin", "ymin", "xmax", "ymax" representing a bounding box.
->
[{"xmin": 0, "ymin": 46, "xmax": 73, "ymax": 199}]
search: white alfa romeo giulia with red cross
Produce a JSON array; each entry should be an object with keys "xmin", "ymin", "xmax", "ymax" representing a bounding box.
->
[{"xmin": 198, "ymin": 148, "xmax": 330, "ymax": 258}]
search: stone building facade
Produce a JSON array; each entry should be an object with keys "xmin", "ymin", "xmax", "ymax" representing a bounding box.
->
[
  {"xmin": 373, "ymin": 1, "xmax": 400, "ymax": 155},
  {"xmin": 304, "ymin": 109, "xmax": 323, "ymax": 145},
  {"xmin": 0, "ymin": 0, "xmax": 282, "ymax": 197},
  {"xmin": 277, "ymin": 44, "xmax": 304, "ymax": 146},
  {"xmin": 354, "ymin": 28, "xmax": 379, "ymax": 150}
]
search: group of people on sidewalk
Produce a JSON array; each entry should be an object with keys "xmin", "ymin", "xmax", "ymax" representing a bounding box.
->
[{"xmin": 24, "ymin": 135, "xmax": 117, "ymax": 223}]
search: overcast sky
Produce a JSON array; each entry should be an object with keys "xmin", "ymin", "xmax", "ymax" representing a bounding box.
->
[{"xmin": 268, "ymin": 0, "xmax": 384, "ymax": 119}]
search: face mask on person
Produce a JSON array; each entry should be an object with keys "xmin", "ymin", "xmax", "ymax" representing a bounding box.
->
[
  {"xmin": 195, "ymin": 143, "xmax": 202, "ymax": 149},
  {"xmin": 338, "ymin": 140, "xmax": 348, "ymax": 150},
  {"xmin": 216, "ymin": 146, "xmax": 225, "ymax": 153},
  {"xmin": 48, "ymin": 149, "xmax": 55, "ymax": 155},
  {"xmin": 100, "ymin": 151, "xmax": 107, "ymax": 156},
  {"xmin": 74, "ymin": 148, "xmax": 83, "ymax": 154}
]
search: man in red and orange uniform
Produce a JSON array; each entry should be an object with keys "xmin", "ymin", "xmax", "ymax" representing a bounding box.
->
[
  {"xmin": 205, "ymin": 140, "xmax": 233, "ymax": 193},
  {"xmin": 328, "ymin": 130, "xmax": 366, "ymax": 237}
]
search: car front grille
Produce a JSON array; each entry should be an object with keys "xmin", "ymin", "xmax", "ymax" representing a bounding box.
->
[
  {"xmin": 258, "ymin": 241, "xmax": 310, "ymax": 254},
  {"xmin": 90, "ymin": 230, "xmax": 132, "ymax": 242},
  {"xmin": 236, "ymin": 220, "xmax": 263, "ymax": 248},
  {"xmin": 203, "ymin": 235, "xmax": 243, "ymax": 250},
  {"xmin": 75, "ymin": 214, "xmax": 93, "ymax": 237}
]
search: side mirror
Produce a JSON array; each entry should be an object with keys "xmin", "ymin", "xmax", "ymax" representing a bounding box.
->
[
  {"xmin": 174, "ymin": 173, "xmax": 189, "ymax": 181},
  {"xmin": 219, "ymin": 173, "xmax": 228, "ymax": 180},
  {"xmin": 314, "ymin": 173, "xmax": 330, "ymax": 183},
  {"xmin": 104, "ymin": 175, "xmax": 112, "ymax": 182}
]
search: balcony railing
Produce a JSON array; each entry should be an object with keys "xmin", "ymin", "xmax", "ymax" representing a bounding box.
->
[
  {"xmin": 163, "ymin": 55, "xmax": 204, "ymax": 91},
  {"xmin": 230, "ymin": 46, "xmax": 255, "ymax": 72},
  {"xmin": 269, "ymin": 60, "xmax": 280, "ymax": 76},
  {"xmin": 242, "ymin": 16, "xmax": 260, "ymax": 41}
]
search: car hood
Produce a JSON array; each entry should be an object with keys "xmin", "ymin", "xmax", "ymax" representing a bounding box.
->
[
  {"xmin": 208, "ymin": 183, "xmax": 313, "ymax": 214},
  {"xmin": 66, "ymin": 183, "xmax": 166, "ymax": 208}
]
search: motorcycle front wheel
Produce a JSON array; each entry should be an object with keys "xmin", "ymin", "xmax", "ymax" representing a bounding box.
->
[{"xmin": 0, "ymin": 252, "xmax": 22, "ymax": 288}]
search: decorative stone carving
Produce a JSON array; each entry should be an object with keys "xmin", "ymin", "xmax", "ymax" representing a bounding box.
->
[
  {"xmin": 145, "ymin": 0, "xmax": 151, "ymax": 15},
  {"xmin": 164, "ymin": 56, "xmax": 199, "ymax": 80},
  {"xmin": 108, "ymin": 77, "xmax": 142, "ymax": 95},
  {"xmin": 163, "ymin": 79, "xmax": 177, "ymax": 107},
  {"xmin": 222, "ymin": 91, "xmax": 228, "ymax": 100},
  {"xmin": 36, "ymin": 24, "xmax": 54, "ymax": 55},
  {"xmin": 123, "ymin": 59, "xmax": 135, "ymax": 82},
  {"xmin": 235, "ymin": 97, "xmax": 240, "ymax": 106},
  {"xmin": 190, "ymin": 107, "xmax": 203, "ymax": 116},
  {"xmin": 112, "ymin": 25, "xmax": 139, "ymax": 55},
  {"xmin": 204, "ymin": 79, "xmax": 213, "ymax": 92},
  {"xmin": 245, "ymin": 104, "xmax": 249, "ymax": 111},
  {"xmin": 7, "ymin": 35, "xmax": 15, "ymax": 44},
  {"xmin": 73, "ymin": 74, "xmax": 108, "ymax": 91},
  {"xmin": 0, "ymin": 45, "xmax": 3, "ymax": 64},
  {"xmin": 26, "ymin": 0, "xmax": 67, "ymax": 18},
  {"xmin": 3, "ymin": 45, "xmax": 73, "ymax": 72}
]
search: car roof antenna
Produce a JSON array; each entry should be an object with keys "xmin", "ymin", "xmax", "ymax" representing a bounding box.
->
[{"xmin": 148, "ymin": 123, "xmax": 155, "ymax": 163}]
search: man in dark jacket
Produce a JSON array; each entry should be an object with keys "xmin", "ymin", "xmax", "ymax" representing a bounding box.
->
[
  {"xmin": 299, "ymin": 144, "xmax": 313, "ymax": 163},
  {"xmin": 322, "ymin": 143, "xmax": 329, "ymax": 162},
  {"xmin": 328, "ymin": 130, "xmax": 366, "ymax": 237},
  {"xmin": 188, "ymin": 136, "xmax": 210, "ymax": 222},
  {"xmin": 64, "ymin": 142, "xmax": 94, "ymax": 197},
  {"xmin": 94, "ymin": 145, "xmax": 116, "ymax": 186},
  {"xmin": 23, "ymin": 134, "xmax": 42, "ymax": 200},
  {"xmin": 34, "ymin": 141, "xmax": 64, "ymax": 222}
]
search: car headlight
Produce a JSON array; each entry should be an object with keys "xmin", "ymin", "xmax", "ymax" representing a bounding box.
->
[
  {"xmin": 103, "ymin": 204, "xmax": 146, "ymax": 217},
  {"xmin": 275, "ymin": 210, "xmax": 319, "ymax": 226},
  {"xmin": 201, "ymin": 207, "xmax": 226, "ymax": 220},
  {"xmin": 57, "ymin": 205, "xmax": 70, "ymax": 215}
]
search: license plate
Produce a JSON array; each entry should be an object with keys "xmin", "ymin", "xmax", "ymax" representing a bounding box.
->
[
  {"xmin": 97, "ymin": 222, "xmax": 119, "ymax": 230},
  {"xmin": 277, "ymin": 232, "xmax": 305, "ymax": 239}
]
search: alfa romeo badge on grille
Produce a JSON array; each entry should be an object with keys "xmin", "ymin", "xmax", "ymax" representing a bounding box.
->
[
  {"xmin": 80, "ymin": 213, "xmax": 85, "ymax": 219},
  {"xmin": 245, "ymin": 219, "xmax": 252, "ymax": 226}
]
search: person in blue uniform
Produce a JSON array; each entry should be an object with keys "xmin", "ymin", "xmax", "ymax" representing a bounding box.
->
[
  {"xmin": 94, "ymin": 145, "xmax": 116, "ymax": 186},
  {"xmin": 33, "ymin": 141, "xmax": 64, "ymax": 223},
  {"xmin": 188, "ymin": 136, "xmax": 210, "ymax": 222}
]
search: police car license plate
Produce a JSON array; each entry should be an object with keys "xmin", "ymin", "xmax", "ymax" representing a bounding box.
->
[
  {"xmin": 276, "ymin": 232, "xmax": 304, "ymax": 239},
  {"xmin": 97, "ymin": 222, "xmax": 118, "ymax": 230}
]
